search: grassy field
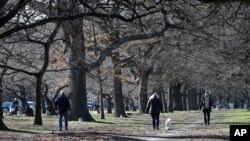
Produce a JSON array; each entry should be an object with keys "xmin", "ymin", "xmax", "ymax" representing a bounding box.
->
[{"xmin": 1, "ymin": 109, "xmax": 250, "ymax": 140}]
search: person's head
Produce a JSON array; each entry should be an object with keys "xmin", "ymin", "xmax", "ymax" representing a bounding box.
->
[
  {"xmin": 205, "ymin": 90, "xmax": 209, "ymax": 97},
  {"xmin": 153, "ymin": 94, "xmax": 157, "ymax": 99},
  {"xmin": 61, "ymin": 91, "xmax": 65, "ymax": 96},
  {"xmin": 14, "ymin": 98, "xmax": 17, "ymax": 101}
]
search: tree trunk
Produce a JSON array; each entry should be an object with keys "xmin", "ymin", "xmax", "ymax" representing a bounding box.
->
[
  {"xmin": 240, "ymin": 99, "xmax": 245, "ymax": 109},
  {"xmin": 124, "ymin": 97, "xmax": 130, "ymax": 111},
  {"xmin": 130, "ymin": 99, "xmax": 136, "ymax": 111},
  {"xmin": 247, "ymin": 91, "xmax": 250, "ymax": 110},
  {"xmin": 168, "ymin": 83, "xmax": 174, "ymax": 113},
  {"xmin": 197, "ymin": 89, "xmax": 203, "ymax": 108},
  {"xmin": 234, "ymin": 95, "xmax": 240, "ymax": 109},
  {"xmin": 138, "ymin": 70, "xmax": 150, "ymax": 114},
  {"xmin": 182, "ymin": 85, "xmax": 187, "ymax": 111},
  {"xmin": 112, "ymin": 53, "xmax": 127, "ymax": 117},
  {"xmin": 218, "ymin": 94, "xmax": 223, "ymax": 106},
  {"xmin": 64, "ymin": 22, "xmax": 93, "ymax": 121},
  {"xmin": 107, "ymin": 98, "xmax": 112, "ymax": 114},
  {"xmin": 68, "ymin": 67, "xmax": 94, "ymax": 121},
  {"xmin": 173, "ymin": 83, "xmax": 183, "ymax": 111},
  {"xmin": 0, "ymin": 118, "xmax": 8, "ymax": 131},
  {"xmin": 33, "ymin": 36, "xmax": 52, "ymax": 125},
  {"xmin": 226, "ymin": 93, "xmax": 230, "ymax": 106},
  {"xmin": 42, "ymin": 84, "xmax": 57, "ymax": 115},
  {"xmin": 104, "ymin": 94, "xmax": 112, "ymax": 114},
  {"xmin": 46, "ymin": 101, "xmax": 57, "ymax": 115},
  {"xmin": 0, "ymin": 102, "xmax": 2, "ymax": 119},
  {"xmin": 0, "ymin": 77, "xmax": 3, "ymax": 119},
  {"xmin": 97, "ymin": 68, "xmax": 105, "ymax": 119},
  {"xmin": 0, "ymin": 80, "xmax": 6, "ymax": 132},
  {"xmin": 187, "ymin": 88, "xmax": 198, "ymax": 110},
  {"xmin": 59, "ymin": 0, "xmax": 94, "ymax": 121},
  {"xmin": 43, "ymin": 95, "xmax": 57, "ymax": 115},
  {"xmin": 20, "ymin": 98, "xmax": 26, "ymax": 114},
  {"xmin": 0, "ymin": 69, "xmax": 7, "ymax": 131},
  {"xmin": 34, "ymin": 75, "xmax": 43, "ymax": 125},
  {"xmin": 158, "ymin": 85, "xmax": 167, "ymax": 112}
]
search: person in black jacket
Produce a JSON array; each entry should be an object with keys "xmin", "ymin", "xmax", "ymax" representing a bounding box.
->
[
  {"xmin": 200, "ymin": 90, "xmax": 213, "ymax": 126},
  {"xmin": 55, "ymin": 91, "xmax": 71, "ymax": 131},
  {"xmin": 12, "ymin": 98, "xmax": 19, "ymax": 116},
  {"xmin": 146, "ymin": 92, "xmax": 163, "ymax": 130}
]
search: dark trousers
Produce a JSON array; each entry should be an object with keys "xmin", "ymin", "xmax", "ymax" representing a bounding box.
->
[
  {"xmin": 151, "ymin": 113, "xmax": 160, "ymax": 129},
  {"xmin": 203, "ymin": 109, "xmax": 210, "ymax": 125},
  {"xmin": 12, "ymin": 107, "xmax": 18, "ymax": 116},
  {"xmin": 59, "ymin": 112, "xmax": 68, "ymax": 130}
]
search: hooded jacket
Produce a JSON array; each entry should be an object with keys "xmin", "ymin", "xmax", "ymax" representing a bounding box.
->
[{"xmin": 145, "ymin": 93, "xmax": 162, "ymax": 114}]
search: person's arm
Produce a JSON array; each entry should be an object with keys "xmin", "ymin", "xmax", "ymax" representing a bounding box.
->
[
  {"xmin": 68, "ymin": 98, "xmax": 71, "ymax": 111},
  {"xmin": 199, "ymin": 97, "xmax": 204, "ymax": 110},
  {"xmin": 209, "ymin": 97, "xmax": 213, "ymax": 109},
  {"xmin": 145, "ymin": 100, "xmax": 150, "ymax": 113},
  {"xmin": 55, "ymin": 99, "xmax": 58, "ymax": 111}
]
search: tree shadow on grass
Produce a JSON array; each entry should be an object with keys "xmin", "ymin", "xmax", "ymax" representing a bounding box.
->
[
  {"xmin": 7, "ymin": 128, "xmax": 38, "ymax": 134},
  {"xmin": 54, "ymin": 131, "xmax": 228, "ymax": 141},
  {"xmin": 0, "ymin": 129, "xmax": 37, "ymax": 141},
  {"xmin": 112, "ymin": 134, "xmax": 229, "ymax": 141},
  {"xmin": 94, "ymin": 121, "xmax": 115, "ymax": 124}
]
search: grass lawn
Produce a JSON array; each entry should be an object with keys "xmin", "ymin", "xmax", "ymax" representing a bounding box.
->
[
  {"xmin": 1, "ymin": 109, "xmax": 249, "ymax": 140},
  {"xmin": 212, "ymin": 109, "xmax": 250, "ymax": 130}
]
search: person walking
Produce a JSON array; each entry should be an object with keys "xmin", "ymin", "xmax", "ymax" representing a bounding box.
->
[
  {"xmin": 200, "ymin": 90, "xmax": 213, "ymax": 126},
  {"xmin": 12, "ymin": 98, "xmax": 19, "ymax": 116},
  {"xmin": 55, "ymin": 91, "xmax": 71, "ymax": 131},
  {"xmin": 145, "ymin": 91, "xmax": 162, "ymax": 130}
]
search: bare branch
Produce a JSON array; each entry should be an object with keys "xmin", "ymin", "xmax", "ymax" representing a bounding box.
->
[
  {"xmin": 0, "ymin": 64, "xmax": 36, "ymax": 76},
  {"xmin": 0, "ymin": 0, "xmax": 30, "ymax": 28},
  {"xmin": 0, "ymin": 10, "xmax": 159, "ymax": 39}
]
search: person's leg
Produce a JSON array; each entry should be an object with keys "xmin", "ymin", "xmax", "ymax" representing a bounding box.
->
[
  {"xmin": 156, "ymin": 113, "xmax": 160, "ymax": 130},
  {"xmin": 205, "ymin": 109, "xmax": 210, "ymax": 125},
  {"xmin": 203, "ymin": 111, "xmax": 207, "ymax": 125},
  {"xmin": 14, "ymin": 107, "xmax": 18, "ymax": 116},
  {"xmin": 59, "ymin": 114, "xmax": 63, "ymax": 131},
  {"xmin": 151, "ymin": 114, "xmax": 155, "ymax": 130},
  {"xmin": 207, "ymin": 111, "xmax": 210, "ymax": 125},
  {"xmin": 64, "ymin": 112, "xmax": 68, "ymax": 130}
]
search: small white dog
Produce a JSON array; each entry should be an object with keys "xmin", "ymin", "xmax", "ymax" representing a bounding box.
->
[{"xmin": 165, "ymin": 118, "xmax": 172, "ymax": 130}]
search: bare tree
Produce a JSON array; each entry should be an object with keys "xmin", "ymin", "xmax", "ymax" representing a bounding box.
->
[{"xmin": 0, "ymin": 24, "xmax": 59, "ymax": 125}]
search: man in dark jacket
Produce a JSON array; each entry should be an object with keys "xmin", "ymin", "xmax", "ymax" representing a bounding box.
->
[
  {"xmin": 146, "ymin": 92, "xmax": 163, "ymax": 130},
  {"xmin": 200, "ymin": 90, "xmax": 213, "ymax": 126},
  {"xmin": 55, "ymin": 91, "xmax": 71, "ymax": 131}
]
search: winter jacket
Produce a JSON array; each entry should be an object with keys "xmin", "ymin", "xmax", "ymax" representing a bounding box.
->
[
  {"xmin": 145, "ymin": 94, "xmax": 162, "ymax": 114},
  {"xmin": 199, "ymin": 96, "xmax": 213, "ymax": 112},
  {"xmin": 55, "ymin": 94, "xmax": 71, "ymax": 114}
]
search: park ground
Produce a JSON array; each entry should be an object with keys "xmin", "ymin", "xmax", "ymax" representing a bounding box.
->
[{"xmin": 1, "ymin": 109, "xmax": 250, "ymax": 141}]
